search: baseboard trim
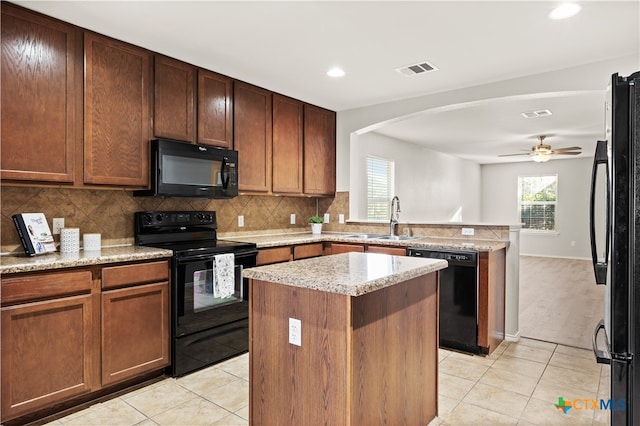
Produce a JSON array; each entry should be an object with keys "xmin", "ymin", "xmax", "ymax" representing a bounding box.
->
[
  {"xmin": 519, "ymin": 253, "xmax": 591, "ymax": 261},
  {"xmin": 505, "ymin": 331, "xmax": 520, "ymax": 342}
]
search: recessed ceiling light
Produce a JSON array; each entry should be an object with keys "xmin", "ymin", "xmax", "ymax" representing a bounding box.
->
[
  {"xmin": 327, "ymin": 67, "xmax": 345, "ymax": 78},
  {"xmin": 549, "ymin": 3, "xmax": 582, "ymax": 20}
]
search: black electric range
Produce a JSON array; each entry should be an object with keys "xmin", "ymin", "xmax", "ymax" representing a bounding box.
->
[{"xmin": 135, "ymin": 211, "xmax": 257, "ymax": 376}]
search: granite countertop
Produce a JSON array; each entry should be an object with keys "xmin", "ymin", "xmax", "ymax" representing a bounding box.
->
[
  {"xmin": 243, "ymin": 252, "xmax": 447, "ymax": 296},
  {"xmin": 223, "ymin": 232, "xmax": 508, "ymax": 252},
  {"xmin": 0, "ymin": 246, "xmax": 173, "ymax": 275}
]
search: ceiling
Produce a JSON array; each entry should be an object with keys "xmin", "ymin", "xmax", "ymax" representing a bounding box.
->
[{"xmin": 15, "ymin": 1, "xmax": 640, "ymax": 164}]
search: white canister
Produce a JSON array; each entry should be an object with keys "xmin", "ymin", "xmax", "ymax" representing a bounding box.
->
[
  {"xmin": 83, "ymin": 233, "xmax": 101, "ymax": 251},
  {"xmin": 60, "ymin": 228, "xmax": 80, "ymax": 253}
]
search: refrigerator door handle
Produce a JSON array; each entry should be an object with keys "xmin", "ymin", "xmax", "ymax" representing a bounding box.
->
[
  {"xmin": 592, "ymin": 320, "xmax": 611, "ymax": 364},
  {"xmin": 589, "ymin": 140, "xmax": 610, "ymax": 285}
]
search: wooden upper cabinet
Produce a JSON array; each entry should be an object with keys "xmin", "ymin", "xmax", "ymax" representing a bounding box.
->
[
  {"xmin": 234, "ymin": 82, "xmax": 272, "ymax": 193},
  {"xmin": 303, "ymin": 104, "xmax": 336, "ymax": 196},
  {"xmin": 84, "ymin": 32, "xmax": 151, "ymax": 186},
  {"xmin": 272, "ymin": 94, "xmax": 303, "ymax": 195},
  {"xmin": 153, "ymin": 55, "xmax": 196, "ymax": 142},
  {"xmin": 197, "ymin": 69, "xmax": 233, "ymax": 148},
  {"xmin": 0, "ymin": 4, "xmax": 81, "ymax": 183}
]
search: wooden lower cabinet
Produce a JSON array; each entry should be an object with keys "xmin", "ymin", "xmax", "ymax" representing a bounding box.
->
[
  {"xmin": 0, "ymin": 259, "xmax": 171, "ymax": 424},
  {"xmin": 478, "ymin": 248, "xmax": 506, "ymax": 353},
  {"xmin": 330, "ymin": 243, "xmax": 365, "ymax": 254},
  {"xmin": 102, "ymin": 281, "xmax": 169, "ymax": 386},
  {"xmin": 329, "ymin": 243, "xmax": 406, "ymax": 256},
  {"xmin": 257, "ymin": 246, "xmax": 292, "ymax": 265},
  {"xmin": 292, "ymin": 243, "xmax": 323, "ymax": 260},
  {"xmin": 367, "ymin": 245, "xmax": 407, "ymax": 256},
  {"xmin": 1, "ymin": 294, "xmax": 95, "ymax": 421}
]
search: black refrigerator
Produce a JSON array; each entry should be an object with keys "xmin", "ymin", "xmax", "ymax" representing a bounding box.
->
[{"xmin": 590, "ymin": 70, "xmax": 640, "ymax": 425}]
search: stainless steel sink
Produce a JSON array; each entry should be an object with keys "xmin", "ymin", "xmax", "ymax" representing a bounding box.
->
[
  {"xmin": 343, "ymin": 234, "xmax": 420, "ymax": 241},
  {"xmin": 375, "ymin": 235, "xmax": 421, "ymax": 241},
  {"xmin": 343, "ymin": 234, "xmax": 388, "ymax": 239}
]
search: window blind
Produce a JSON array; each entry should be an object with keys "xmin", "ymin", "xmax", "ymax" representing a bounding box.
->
[{"xmin": 367, "ymin": 156, "xmax": 394, "ymax": 220}]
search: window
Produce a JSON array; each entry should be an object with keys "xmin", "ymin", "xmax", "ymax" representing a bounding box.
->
[
  {"xmin": 367, "ymin": 156, "xmax": 394, "ymax": 220},
  {"xmin": 518, "ymin": 175, "xmax": 557, "ymax": 231}
]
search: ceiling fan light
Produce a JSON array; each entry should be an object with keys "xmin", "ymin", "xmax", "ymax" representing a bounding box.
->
[{"xmin": 532, "ymin": 153, "xmax": 551, "ymax": 163}]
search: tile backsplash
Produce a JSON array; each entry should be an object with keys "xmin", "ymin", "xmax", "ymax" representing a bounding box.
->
[
  {"xmin": 1, "ymin": 187, "xmax": 508, "ymax": 254},
  {"xmin": 0, "ymin": 186, "xmax": 345, "ymax": 253}
]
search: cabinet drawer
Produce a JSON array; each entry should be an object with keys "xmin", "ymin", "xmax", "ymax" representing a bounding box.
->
[
  {"xmin": 330, "ymin": 243, "xmax": 365, "ymax": 254},
  {"xmin": 367, "ymin": 245, "xmax": 407, "ymax": 256},
  {"xmin": 293, "ymin": 243, "xmax": 324, "ymax": 260},
  {"xmin": 257, "ymin": 247, "xmax": 291, "ymax": 265},
  {"xmin": 102, "ymin": 260, "xmax": 169, "ymax": 290},
  {"xmin": 1, "ymin": 270, "xmax": 92, "ymax": 305}
]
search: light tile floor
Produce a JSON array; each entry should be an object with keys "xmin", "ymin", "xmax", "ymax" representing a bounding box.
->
[{"xmin": 42, "ymin": 338, "xmax": 610, "ymax": 426}]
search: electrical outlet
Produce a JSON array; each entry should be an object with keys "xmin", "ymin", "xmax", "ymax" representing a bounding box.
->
[
  {"xmin": 289, "ymin": 318, "xmax": 301, "ymax": 346},
  {"xmin": 52, "ymin": 218, "xmax": 65, "ymax": 235},
  {"xmin": 238, "ymin": 215, "xmax": 244, "ymax": 227},
  {"xmin": 323, "ymin": 213, "xmax": 330, "ymax": 223},
  {"xmin": 461, "ymin": 227, "xmax": 475, "ymax": 236},
  {"xmin": 290, "ymin": 213, "xmax": 296, "ymax": 225},
  {"xmin": 339, "ymin": 214, "xmax": 345, "ymax": 224}
]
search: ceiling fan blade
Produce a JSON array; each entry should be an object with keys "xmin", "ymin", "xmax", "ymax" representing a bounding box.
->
[
  {"xmin": 498, "ymin": 153, "xmax": 531, "ymax": 157},
  {"xmin": 551, "ymin": 151, "xmax": 581, "ymax": 155},
  {"xmin": 552, "ymin": 146, "xmax": 582, "ymax": 151}
]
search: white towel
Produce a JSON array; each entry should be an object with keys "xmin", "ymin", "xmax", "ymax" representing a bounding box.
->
[{"xmin": 214, "ymin": 253, "xmax": 235, "ymax": 299}]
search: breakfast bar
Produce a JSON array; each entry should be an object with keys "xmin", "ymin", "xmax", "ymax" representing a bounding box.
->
[{"xmin": 243, "ymin": 252, "xmax": 447, "ymax": 426}]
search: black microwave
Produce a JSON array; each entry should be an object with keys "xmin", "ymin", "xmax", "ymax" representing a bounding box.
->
[{"xmin": 134, "ymin": 138, "xmax": 238, "ymax": 198}]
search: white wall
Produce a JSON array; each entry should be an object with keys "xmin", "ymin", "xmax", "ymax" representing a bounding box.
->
[
  {"xmin": 350, "ymin": 132, "xmax": 481, "ymax": 222},
  {"xmin": 481, "ymin": 157, "xmax": 596, "ymax": 258},
  {"xmin": 335, "ymin": 56, "xmax": 638, "ymax": 192}
]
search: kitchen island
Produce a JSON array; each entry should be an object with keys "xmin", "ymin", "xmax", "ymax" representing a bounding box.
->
[{"xmin": 243, "ymin": 252, "xmax": 447, "ymax": 426}]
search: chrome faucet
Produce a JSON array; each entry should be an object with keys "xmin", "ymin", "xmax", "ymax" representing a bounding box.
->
[{"xmin": 390, "ymin": 196, "xmax": 401, "ymax": 237}]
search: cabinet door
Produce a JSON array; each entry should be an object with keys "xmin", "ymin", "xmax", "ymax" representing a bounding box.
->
[
  {"xmin": 1, "ymin": 295, "xmax": 94, "ymax": 422},
  {"xmin": 84, "ymin": 32, "xmax": 151, "ymax": 186},
  {"xmin": 1, "ymin": 4, "xmax": 81, "ymax": 183},
  {"xmin": 303, "ymin": 104, "xmax": 336, "ymax": 196},
  {"xmin": 197, "ymin": 69, "xmax": 233, "ymax": 148},
  {"xmin": 154, "ymin": 55, "xmax": 195, "ymax": 142},
  {"xmin": 102, "ymin": 282, "xmax": 169, "ymax": 386},
  {"xmin": 272, "ymin": 94, "xmax": 303, "ymax": 194},
  {"xmin": 234, "ymin": 82, "xmax": 272, "ymax": 192}
]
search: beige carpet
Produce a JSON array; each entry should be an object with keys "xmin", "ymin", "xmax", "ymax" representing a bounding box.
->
[{"xmin": 519, "ymin": 255, "xmax": 605, "ymax": 349}]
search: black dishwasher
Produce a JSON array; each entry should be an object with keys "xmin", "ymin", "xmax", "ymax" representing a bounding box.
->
[{"xmin": 407, "ymin": 247, "xmax": 479, "ymax": 354}]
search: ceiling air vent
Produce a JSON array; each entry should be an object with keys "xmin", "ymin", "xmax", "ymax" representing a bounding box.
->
[
  {"xmin": 521, "ymin": 109, "xmax": 553, "ymax": 118},
  {"xmin": 395, "ymin": 60, "xmax": 438, "ymax": 77}
]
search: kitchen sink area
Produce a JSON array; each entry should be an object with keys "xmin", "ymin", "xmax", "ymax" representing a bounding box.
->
[{"xmin": 343, "ymin": 234, "xmax": 421, "ymax": 241}]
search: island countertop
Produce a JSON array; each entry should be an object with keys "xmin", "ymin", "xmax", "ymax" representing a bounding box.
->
[{"xmin": 243, "ymin": 251, "xmax": 447, "ymax": 296}]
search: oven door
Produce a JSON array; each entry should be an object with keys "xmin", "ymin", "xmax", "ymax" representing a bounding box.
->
[{"xmin": 174, "ymin": 249, "xmax": 256, "ymax": 337}]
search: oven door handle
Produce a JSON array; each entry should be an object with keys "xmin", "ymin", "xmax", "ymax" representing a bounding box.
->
[{"xmin": 176, "ymin": 249, "xmax": 258, "ymax": 264}]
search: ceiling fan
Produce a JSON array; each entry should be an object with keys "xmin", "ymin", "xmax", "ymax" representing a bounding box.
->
[{"xmin": 498, "ymin": 135, "xmax": 582, "ymax": 162}]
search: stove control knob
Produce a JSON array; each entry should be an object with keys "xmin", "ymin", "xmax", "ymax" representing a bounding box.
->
[
  {"xmin": 197, "ymin": 213, "xmax": 204, "ymax": 220},
  {"xmin": 143, "ymin": 214, "xmax": 153, "ymax": 224},
  {"xmin": 155, "ymin": 214, "xmax": 163, "ymax": 222}
]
